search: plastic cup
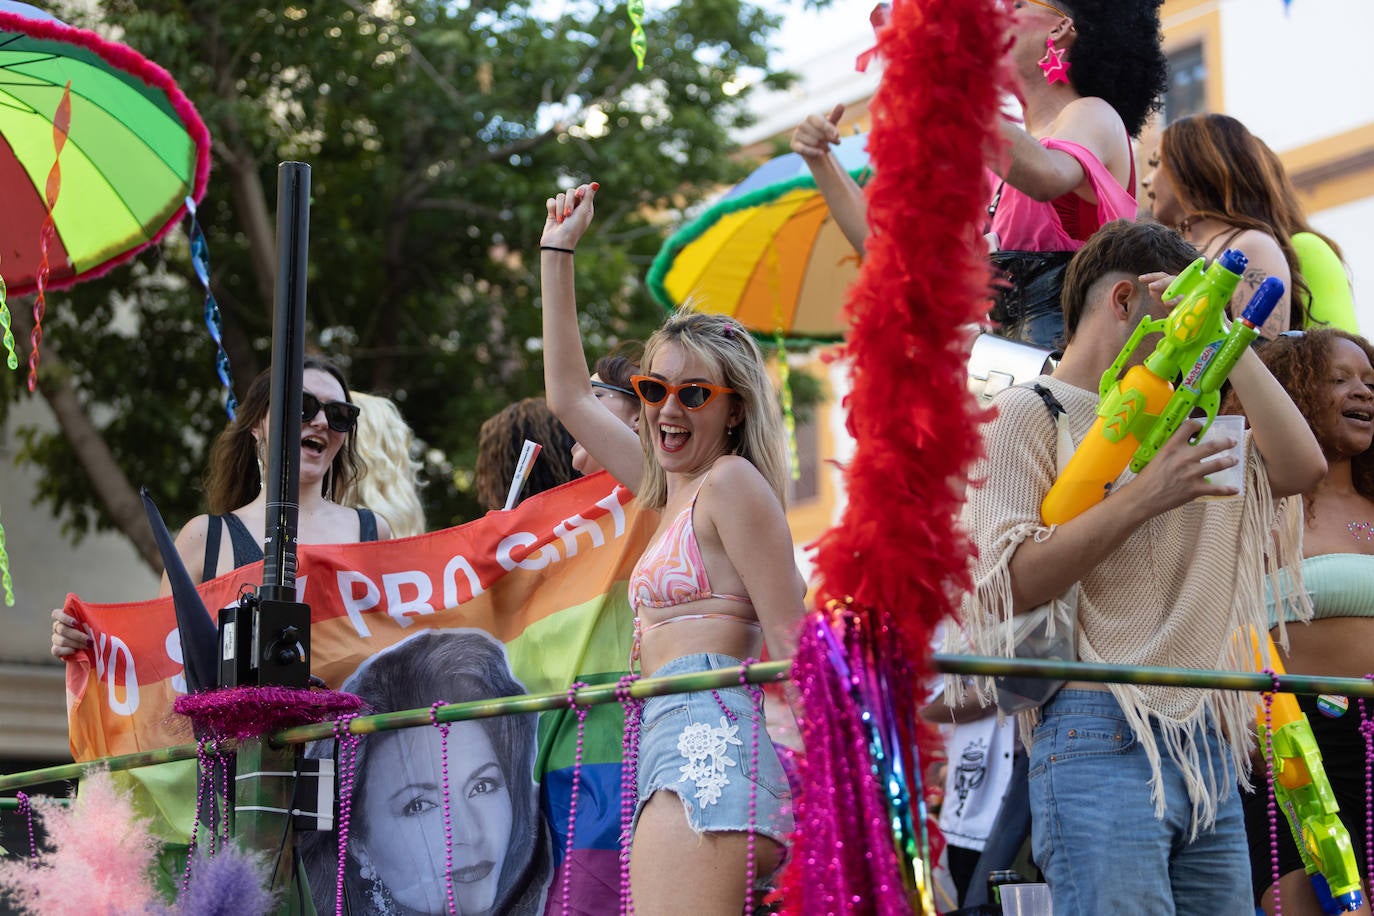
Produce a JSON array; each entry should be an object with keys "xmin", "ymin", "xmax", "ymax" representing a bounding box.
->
[
  {"xmin": 1196, "ymin": 414, "xmax": 1245, "ymax": 500},
  {"xmin": 1000, "ymin": 882, "xmax": 1053, "ymax": 915}
]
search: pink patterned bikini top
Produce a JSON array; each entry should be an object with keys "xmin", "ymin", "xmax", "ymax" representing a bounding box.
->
[{"xmin": 628, "ymin": 487, "xmax": 757, "ymax": 667}]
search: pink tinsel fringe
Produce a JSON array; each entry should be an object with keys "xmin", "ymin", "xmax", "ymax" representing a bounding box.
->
[{"xmin": 174, "ymin": 686, "xmax": 364, "ymax": 741}]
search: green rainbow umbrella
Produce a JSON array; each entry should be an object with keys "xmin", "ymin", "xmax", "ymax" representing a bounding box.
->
[
  {"xmin": 647, "ymin": 133, "xmax": 870, "ymax": 344},
  {"xmin": 0, "ymin": 1, "xmax": 211, "ymax": 385}
]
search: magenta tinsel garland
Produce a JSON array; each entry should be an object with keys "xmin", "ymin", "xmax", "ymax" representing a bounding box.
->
[
  {"xmin": 174, "ymin": 686, "xmax": 364, "ymax": 741},
  {"xmin": 786, "ymin": 612, "xmax": 914, "ymax": 916}
]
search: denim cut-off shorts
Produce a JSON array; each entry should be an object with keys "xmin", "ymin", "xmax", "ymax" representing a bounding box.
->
[{"xmin": 633, "ymin": 653, "xmax": 794, "ymax": 845}]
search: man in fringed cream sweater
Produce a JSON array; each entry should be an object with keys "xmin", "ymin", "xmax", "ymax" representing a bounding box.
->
[{"xmin": 960, "ymin": 220, "xmax": 1325, "ymax": 915}]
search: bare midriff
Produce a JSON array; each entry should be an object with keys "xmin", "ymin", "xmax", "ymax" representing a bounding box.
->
[
  {"xmin": 636, "ymin": 600, "xmax": 763, "ymax": 677},
  {"xmin": 1272, "ymin": 616, "xmax": 1374, "ymax": 682}
]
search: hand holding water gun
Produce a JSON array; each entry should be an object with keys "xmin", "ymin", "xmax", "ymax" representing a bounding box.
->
[
  {"xmin": 1251, "ymin": 630, "xmax": 1365, "ymax": 914},
  {"xmin": 1041, "ymin": 249, "xmax": 1282, "ymax": 525},
  {"xmin": 1129, "ymin": 273, "xmax": 1284, "ymax": 471}
]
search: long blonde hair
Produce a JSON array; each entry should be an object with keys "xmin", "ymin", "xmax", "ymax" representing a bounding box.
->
[
  {"xmin": 636, "ymin": 310, "xmax": 789, "ymax": 510},
  {"xmin": 338, "ymin": 391, "xmax": 426, "ymax": 537}
]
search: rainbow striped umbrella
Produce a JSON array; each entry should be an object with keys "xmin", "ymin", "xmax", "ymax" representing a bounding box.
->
[
  {"xmin": 0, "ymin": 2, "xmax": 211, "ymax": 298},
  {"xmin": 647, "ymin": 132, "xmax": 869, "ymax": 343}
]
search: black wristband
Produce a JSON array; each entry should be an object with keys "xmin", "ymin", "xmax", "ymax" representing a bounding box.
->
[{"xmin": 540, "ymin": 245, "xmax": 575, "ymax": 255}]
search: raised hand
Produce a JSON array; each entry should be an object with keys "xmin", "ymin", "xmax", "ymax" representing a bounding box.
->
[
  {"xmin": 541, "ymin": 182, "xmax": 599, "ymax": 252},
  {"xmin": 790, "ymin": 104, "xmax": 844, "ymax": 160}
]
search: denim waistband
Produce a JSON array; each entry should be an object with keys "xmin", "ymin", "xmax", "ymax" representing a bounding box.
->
[
  {"xmin": 649, "ymin": 652, "xmax": 746, "ymax": 680},
  {"xmin": 1043, "ymin": 687, "xmax": 1125, "ymax": 717}
]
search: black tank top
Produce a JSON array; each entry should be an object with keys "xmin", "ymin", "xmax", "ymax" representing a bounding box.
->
[{"xmin": 202, "ymin": 508, "xmax": 379, "ymax": 579}]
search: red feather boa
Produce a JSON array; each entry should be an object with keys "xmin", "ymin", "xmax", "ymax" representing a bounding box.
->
[{"xmin": 781, "ymin": 0, "xmax": 1013, "ymax": 911}]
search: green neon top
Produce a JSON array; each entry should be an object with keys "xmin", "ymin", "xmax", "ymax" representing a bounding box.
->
[{"xmin": 1295, "ymin": 232, "xmax": 1359, "ymax": 333}]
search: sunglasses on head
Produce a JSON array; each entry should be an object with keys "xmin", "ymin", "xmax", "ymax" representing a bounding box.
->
[
  {"xmin": 630, "ymin": 375, "xmax": 736, "ymax": 411},
  {"xmin": 591, "ymin": 380, "xmax": 637, "ymax": 398},
  {"xmin": 302, "ymin": 391, "xmax": 360, "ymax": 433},
  {"xmin": 1019, "ymin": 0, "xmax": 1070, "ymax": 15}
]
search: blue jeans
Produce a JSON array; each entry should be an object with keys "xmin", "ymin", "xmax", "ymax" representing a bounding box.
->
[{"xmin": 1027, "ymin": 689, "xmax": 1252, "ymax": 916}]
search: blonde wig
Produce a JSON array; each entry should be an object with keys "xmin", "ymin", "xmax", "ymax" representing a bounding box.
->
[{"xmin": 339, "ymin": 391, "xmax": 426, "ymax": 537}]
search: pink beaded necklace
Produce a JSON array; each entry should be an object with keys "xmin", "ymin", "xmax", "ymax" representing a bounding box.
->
[
  {"xmin": 561, "ymin": 683, "xmax": 590, "ymax": 913},
  {"xmin": 1360, "ymin": 677, "xmax": 1374, "ymax": 890},
  {"xmin": 333, "ymin": 713, "xmax": 362, "ymax": 916},
  {"xmin": 430, "ymin": 701, "xmax": 458, "ymax": 916},
  {"xmin": 740, "ymin": 659, "xmax": 764, "ymax": 906},
  {"xmin": 708, "ymin": 658, "xmax": 765, "ymax": 909},
  {"xmin": 617, "ymin": 673, "xmax": 642, "ymax": 916},
  {"xmin": 15, "ymin": 791, "xmax": 35, "ymax": 863},
  {"xmin": 1261, "ymin": 672, "xmax": 1284, "ymax": 916},
  {"xmin": 183, "ymin": 738, "xmax": 233, "ymax": 891}
]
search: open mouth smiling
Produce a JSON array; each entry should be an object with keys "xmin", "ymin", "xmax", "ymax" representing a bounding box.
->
[{"xmin": 659, "ymin": 424, "xmax": 689, "ymax": 453}]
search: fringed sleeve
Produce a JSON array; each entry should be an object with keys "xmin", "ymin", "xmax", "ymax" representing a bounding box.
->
[
  {"xmin": 1222, "ymin": 442, "xmax": 1311, "ymax": 672},
  {"xmin": 952, "ymin": 385, "xmax": 1062, "ymax": 667}
]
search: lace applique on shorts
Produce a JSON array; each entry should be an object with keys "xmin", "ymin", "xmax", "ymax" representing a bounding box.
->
[{"xmin": 676, "ymin": 716, "xmax": 742, "ymax": 807}]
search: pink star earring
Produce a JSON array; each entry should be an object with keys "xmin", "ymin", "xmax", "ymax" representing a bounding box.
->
[{"xmin": 1039, "ymin": 37, "xmax": 1070, "ymax": 84}]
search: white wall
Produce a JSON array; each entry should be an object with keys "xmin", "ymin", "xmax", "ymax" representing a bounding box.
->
[
  {"xmin": 740, "ymin": 0, "xmax": 881, "ymax": 147},
  {"xmin": 1219, "ymin": 0, "xmax": 1374, "ymax": 151},
  {"xmin": 0, "ymin": 395, "xmax": 159, "ymax": 666},
  {"xmin": 1215, "ymin": 0, "xmax": 1374, "ymax": 335}
]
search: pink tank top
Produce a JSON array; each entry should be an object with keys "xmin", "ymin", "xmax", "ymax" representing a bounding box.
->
[{"xmin": 989, "ymin": 137, "xmax": 1137, "ymax": 253}]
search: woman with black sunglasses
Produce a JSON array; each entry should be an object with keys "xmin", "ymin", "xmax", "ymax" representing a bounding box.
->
[
  {"xmin": 51, "ymin": 355, "xmax": 392, "ymax": 655},
  {"xmin": 541, "ymin": 182, "xmax": 806, "ymax": 916},
  {"xmin": 46, "ymin": 355, "xmax": 393, "ymax": 898},
  {"xmin": 189, "ymin": 355, "xmax": 391, "ymax": 582}
]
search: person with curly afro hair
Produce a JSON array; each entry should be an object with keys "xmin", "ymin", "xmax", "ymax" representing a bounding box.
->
[{"xmin": 792, "ymin": 0, "xmax": 1169, "ymax": 350}]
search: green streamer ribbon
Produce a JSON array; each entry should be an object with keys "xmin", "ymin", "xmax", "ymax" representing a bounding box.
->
[
  {"xmin": 0, "ymin": 501, "xmax": 15, "ymax": 607},
  {"xmin": 775, "ymin": 331, "xmax": 799, "ymax": 480},
  {"xmin": 628, "ymin": 0, "xmax": 647, "ymax": 69},
  {"xmin": 0, "ymin": 270, "xmax": 17, "ymax": 370}
]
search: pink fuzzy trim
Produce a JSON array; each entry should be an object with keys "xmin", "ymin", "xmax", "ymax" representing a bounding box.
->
[
  {"xmin": 174, "ymin": 686, "xmax": 365, "ymax": 741},
  {"xmin": 0, "ymin": 9, "xmax": 212, "ymax": 297},
  {"xmin": 0, "ymin": 769, "xmax": 161, "ymax": 915}
]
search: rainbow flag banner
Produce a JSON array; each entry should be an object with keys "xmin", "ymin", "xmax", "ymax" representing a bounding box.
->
[{"xmin": 61, "ymin": 472, "xmax": 656, "ymax": 914}]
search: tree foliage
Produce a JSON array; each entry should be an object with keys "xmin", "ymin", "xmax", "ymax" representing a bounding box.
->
[{"xmin": 6, "ymin": 0, "xmax": 793, "ymax": 545}]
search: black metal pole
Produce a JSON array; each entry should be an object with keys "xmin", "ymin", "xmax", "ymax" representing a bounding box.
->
[
  {"xmin": 262, "ymin": 161, "xmax": 310, "ymax": 602},
  {"xmin": 235, "ymin": 163, "xmax": 314, "ymax": 914}
]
